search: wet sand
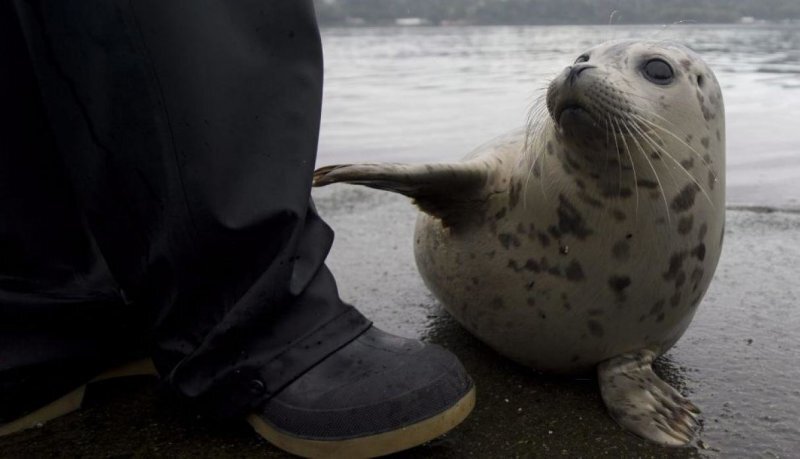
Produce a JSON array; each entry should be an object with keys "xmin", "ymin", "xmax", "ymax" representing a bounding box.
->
[{"xmin": 2, "ymin": 186, "xmax": 797, "ymax": 458}]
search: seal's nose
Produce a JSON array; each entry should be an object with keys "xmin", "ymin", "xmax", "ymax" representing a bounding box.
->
[{"xmin": 568, "ymin": 64, "xmax": 596, "ymax": 86}]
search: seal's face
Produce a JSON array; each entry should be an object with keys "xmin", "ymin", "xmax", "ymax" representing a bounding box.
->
[{"xmin": 546, "ymin": 40, "xmax": 723, "ymax": 161}]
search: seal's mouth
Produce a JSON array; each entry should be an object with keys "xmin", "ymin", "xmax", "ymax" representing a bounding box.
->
[
  {"xmin": 557, "ymin": 104, "xmax": 591, "ymax": 126},
  {"xmin": 555, "ymin": 102, "xmax": 598, "ymax": 133}
]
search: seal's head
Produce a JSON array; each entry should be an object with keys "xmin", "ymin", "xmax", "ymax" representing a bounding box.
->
[{"xmin": 545, "ymin": 40, "xmax": 724, "ymax": 160}]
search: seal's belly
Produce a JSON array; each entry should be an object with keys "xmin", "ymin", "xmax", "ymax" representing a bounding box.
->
[{"xmin": 413, "ymin": 198, "xmax": 723, "ymax": 373}]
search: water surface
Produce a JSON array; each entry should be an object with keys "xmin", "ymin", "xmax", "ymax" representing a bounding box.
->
[{"xmin": 319, "ymin": 24, "xmax": 800, "ymax": 209}]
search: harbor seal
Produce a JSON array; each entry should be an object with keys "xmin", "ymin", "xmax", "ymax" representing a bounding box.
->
[{"xmin": 314, "ymin": 39, "xmax": 725, "ymax": 446}]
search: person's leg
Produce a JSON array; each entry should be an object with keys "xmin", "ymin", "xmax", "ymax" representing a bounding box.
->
[
  {"xmin": 6, "ymin": 0, "xmax": 474, "ymax": 454},
  {"xmin": 11, "ymin": 0, "xmax": 373, "ymax": 418},
  {"xmin": 0, "ymin": 0, "xmax": 149, "ymax": 428}
]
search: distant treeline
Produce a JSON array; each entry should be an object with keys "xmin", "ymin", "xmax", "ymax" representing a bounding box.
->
[{"xmin": 314, "ymin": 0, "xmax": 800, "ymax": 25}]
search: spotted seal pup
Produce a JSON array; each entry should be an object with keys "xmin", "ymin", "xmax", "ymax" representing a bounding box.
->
[{"xmin": 313, "ymin": 39, "xmax": 725, "ymax": 446}]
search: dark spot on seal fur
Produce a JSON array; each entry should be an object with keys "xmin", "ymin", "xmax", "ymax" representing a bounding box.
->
[
  {"xmin": 532, "ymin": 161, "xmax": 542, "ymax": 177},
  {"xmin": 671, "ymin": 183, "xmax": 700, "ymax": 213},
  {"xmin": 564, "ymin": 152, "xmax": 583, "ymax": 172},
  {"xmin": 670, "ymin": 290, "xmax": 682, "ymax": 307},
  {"xmin": 498, "ymin": 233, "xmax": 520, "ymax": 250},
  {"xmin": 708, "ymin": 170, "xmax": 716, "ymax": 190},
  {"xmin": 690, "ymin": 267, "xmax": 705, "ymax": 291},
  {"xmin": 507, "ymin": 259, "xmax": 523, "ymax": 273},
  {"xmin": 539, "ymin": 257, "xmax": 550, "ymax": 270},
  {"xmin": 587, "ymin": 320, "xmax": 605, "ymax": 337},
  {"xmin": 494, "ymin": 207, "xmax": 507, "ymax": 220},
  {"xmin": 612, "ymin": 241, "xmax": 630, "ymax": 261},
  {"xmin": 649, "ymin": 300, "xmax": 665, "ymax": 316},
  {"xmin": 636, "ymin": 179, "xmax": 658, "ymax": 189},
  {"xmin": 565, "ymin": 260, "xmax": 585, "ymax": 281},
  {"xmin": 675, "ymin": 270, "xmax": 687, "ymax": 288},
  {"xmin": 692, "ymin": 243, "xmax": 706, "ymax": 261},
  {"xmin": 509, "ymin": 182, "xmax": 521, "ymax": 209},
  {"xmin": 556, "ymin": 194, "xmax": 593, "ymax": 239},
  {"xmin": 611, "ymin": 209, "xmax": 627, "ymax": 222},
  {"xmin": 680, "ymin": 158, "xmax": 694, "ymax": 170},
  {"xmin": 524, "ymin": 259, "xmax": 541, "ymax": 272},
  {"xmin": 537, "ymin": 232, "xmax": 551, "ymax": 247},
  {"xmin": 578, "ymin": 191, "xmax": 603, "ymax": 208},
  {"xmin": 664, "ymin": 252, "xmax": 687, "ymax": 280},
  {"xmin": 608, "ymin": 275, "xmax": 631, "ymax": 300},
  {"xmin": 678, "ymin": 215, "xmax": 694, "ymax": 235},
  {"xmin": 701, "ymin": 137, "xmax": 710, "ymax": 148}
]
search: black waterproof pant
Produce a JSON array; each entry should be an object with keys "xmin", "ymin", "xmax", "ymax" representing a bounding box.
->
[{"xmin": 0, "ymin": 0, "xmax": 370, "ymax": 421}]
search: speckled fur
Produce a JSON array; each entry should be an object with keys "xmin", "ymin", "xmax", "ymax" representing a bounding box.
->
[
  {"xmin": 412, "ymin": 40, "xmax": 725, "ymax": 374},
  {"xmin": 314, "ymin": 40, "xmax": 725, "ymax": 446}
]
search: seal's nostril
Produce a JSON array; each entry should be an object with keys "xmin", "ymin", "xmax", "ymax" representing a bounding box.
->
[{"xmin": 568, "ymin": 64, "xmax": 597, "ymax": 85}]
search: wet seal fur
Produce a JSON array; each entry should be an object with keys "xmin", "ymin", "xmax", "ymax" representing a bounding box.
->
[{"xmin": 314, "ymin": 40, "xmax": 725, "ymax": 447}]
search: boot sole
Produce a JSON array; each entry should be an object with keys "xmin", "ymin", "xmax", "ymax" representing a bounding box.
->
[
  {"xmin": 247, "ymin": 385, "xmax": 476, "ymax": 458},
  {"xmin": 0, "ymin": 358, "xmax": 157, "ymax": 437}
]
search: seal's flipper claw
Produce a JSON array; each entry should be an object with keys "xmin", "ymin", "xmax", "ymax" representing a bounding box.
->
[
  {"xmin": 313, "ymin": 162, "xmax": 489, "ymax": 226},
  {"xmin": 598, "ymin": 350, "xmax": 700, "ymax": 447}
]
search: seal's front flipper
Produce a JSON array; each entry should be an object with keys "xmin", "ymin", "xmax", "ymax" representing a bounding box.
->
[
  {"xmin": 597, "ymin": 350, "xmax": 700, "ymax": 446},
  {"xmin": 314, "ymin": 162, "xmax": 490, "ymax": 226}
]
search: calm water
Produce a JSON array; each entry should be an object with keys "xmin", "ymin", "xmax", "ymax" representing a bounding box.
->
[{"xmin": 318, "ymin": 24, "xmax": 800, "ymax": 209}]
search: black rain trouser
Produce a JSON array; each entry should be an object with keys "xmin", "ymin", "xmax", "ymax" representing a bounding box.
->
[{"xmin": 0, "ymin": 0, "xmax": 370, "ymax": 421}]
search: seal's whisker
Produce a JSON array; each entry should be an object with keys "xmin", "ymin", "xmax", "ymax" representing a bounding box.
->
[
  {"xmin": 633, "ymin": 112, "xmax": 718, "ymax": 179},
  {"xmin": 613, "ymin": 117, "xmax": 640, "ymax": 220},
  {"xmin": 609, "ymin": 115, "xmax": 624, "ymax": 198},
  {"xmin": 625, "ymin": 119, "xmax": 672, "ymax": 224},
  {"xmin": 628, "ymin": 117, "xmax": 715, "ymax": 208},
  {"xmin": 631, "ymin": 112, "xmax": 718, "ymax": 180},
  {"xmin": 611, "ymin": 88, "xmax": 662, "ymax": 105},
  {"xmin": 598, "ymin": 117, "xmax": 616, "ymax": 224},
  {"xmin": 522, "ymin": 99, "xmax": 550, "ymax": 205},
  {"xmin": 628, "ymin": 117, "xmax": 682, "ymax": 193}
]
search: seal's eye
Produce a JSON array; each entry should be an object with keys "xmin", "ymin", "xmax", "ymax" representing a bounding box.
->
[
  {"xmin": 575, "ymin": 54, "xmax": 590, "ymax": 64},
  {"xmin": 643, "ymin": 59, "xmax": 674, "ymax": 85}
]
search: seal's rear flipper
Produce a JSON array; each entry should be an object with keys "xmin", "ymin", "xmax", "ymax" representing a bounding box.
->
[
  {"xmin": 597, "ymin": 350, "xmax": 700, "ymax": 446},
  {"xmin": 314, "ymin": 163, "xmax": 490, "ymax": 226}
]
